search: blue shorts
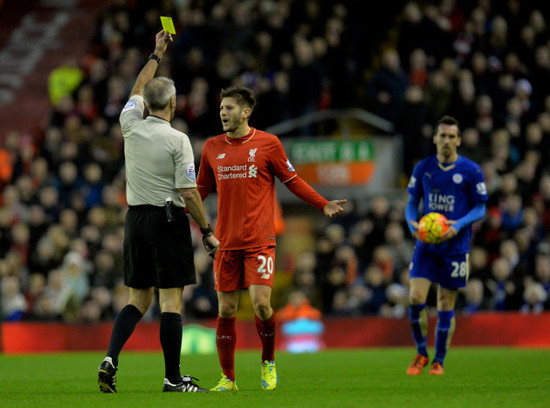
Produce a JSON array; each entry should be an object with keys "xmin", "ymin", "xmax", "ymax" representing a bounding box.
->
[{"xmin": 409, "ymin": 245, "xmax": 469, "ymax": 290}]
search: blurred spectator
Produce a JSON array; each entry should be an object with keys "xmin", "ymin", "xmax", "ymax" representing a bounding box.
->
[
  {"xmin": 451, "ymin": 74, "xmax": 477, "ymax": 128},
  {"xmin": 288, "ymin": 38, "xmax": 324, "ymax": 135},
  {"xmin": 384, "ymin": 222, "xmax": 414, "ymax": 278},
  {"xmin": 42, "ymin": 268, "xmax": 80, "ymax": 322},
  {"xmin": 27, "ymin": 292, "xmax": 61, "ymax": 321},
  {"xmin": 520, "ymin": 281, "xmax": 547, "ymax": 314},
  {"xmin": 10, "ymin": 223, "xmax": 31, "ymax": 267},
  {"xmin": 367, "ymin": 48, "xmax": 409, "ymax": 122},
  {"xmin": 81, "ymin": 163, "xmax": 106, "ymax": 209},
  {"xmin": 24, "ymin": 273, "xmax": 46, "ymax": 315},
  {"xmin": 38, "ymin": 186, "xmax": 61, "ymax": 223},
  {"xmin": 533, "ymin": 250, "xmax": 550, "ymax": 308},
  {"xmin": 322, "ymin": 266, "xmax": 347, "ymax": 315},
  {"xmin": 293, "ymin": 251, "xmax": 321, "ymax": 308},
  {"xmin": 379, "ymin": 282, "xmax": 408, "ymax": 318},
  {"xmin": 460, "ymin": 127, "xmax": 486, "ymax": 164},
  {"xmin": 361, "ymin": 266, "xmax": 388, "ymax": 315},
  {"xmin": 425, "ymin": 69, "xmax": 454, "ymax": 120},
  {"xmin": 61, "ymin": 251, "xmax": 90, "ymax": 303},
  {"xmin": 470, "ymin": 246, "xmax": 491, "ymax": 281},
  {"xmin": 459, "ymin": 278, "xmax": 488, "ymax": 315},
  {"xmin": 28, "ymin": 237, "xmax": 59, "ymax": 277},
  {"xmin": 2, "ymin": 276, "xmax": 27, "ymax": 321},
  {"xmin": 79, "ymin": 297, "xmax": 103, "ymax": 322},
  {"xmin": 396, "ymin": 84, "xmax": 434, "ymax": 175},
  {"xmin": 500, "ymin": 193, "xmax": 524, "ymax": 234},
  {"xmin": 486, "ymin": 257, "xmax": 518, "ymax": 311}
]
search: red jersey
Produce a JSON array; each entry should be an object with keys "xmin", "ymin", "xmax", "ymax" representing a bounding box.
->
[{"xmin": 197, "ymin": 128, "xmax": 297, "ymax": 250}]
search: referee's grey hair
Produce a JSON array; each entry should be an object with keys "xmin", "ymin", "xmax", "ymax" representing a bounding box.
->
[{"xmin": 143, "ymin": 77, "xmax": 176, "ymax": 111}]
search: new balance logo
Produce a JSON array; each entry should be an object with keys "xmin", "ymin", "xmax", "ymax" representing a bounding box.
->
[
  {"xmin": 249, "ymin": 164, "xmax": 258, "ymax": 178},
  {"xmin": 217, "ymin": 153, "xmax": 226, "ymax": 159}
]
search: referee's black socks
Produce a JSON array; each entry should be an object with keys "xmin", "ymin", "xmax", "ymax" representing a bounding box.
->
[
  {"xmin": 160, "ymin": 312, "xmax": 183, "ymax": 383},
  {"xmin": 107, "ymin": 304, "xmax": 143, "ymax": 367}
]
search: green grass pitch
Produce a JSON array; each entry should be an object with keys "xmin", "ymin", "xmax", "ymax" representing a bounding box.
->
[{"xmin": 1, "ymin": 348, "xmax": 549, "ymax": 408}]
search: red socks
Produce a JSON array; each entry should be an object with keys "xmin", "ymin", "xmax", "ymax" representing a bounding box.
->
[
  {"xmin": 216, "ymin": 313, "xmax": 277, "ymax": 381},
  {"xmin": 255, "ymin": 313, "xmax": 276, "ymax": 362},
  {"xmin": 216, "ymin": 316, "xmax": 236, "ymax": 381}
]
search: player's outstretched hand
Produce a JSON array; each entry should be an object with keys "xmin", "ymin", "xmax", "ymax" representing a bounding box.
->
[
  {"xmin": 202, "ymin": 233, "xmax": 219, "ymax": 260},
  {"xmin": 324, "ymin": 199, "xmax": 347, "ymax": 218}
]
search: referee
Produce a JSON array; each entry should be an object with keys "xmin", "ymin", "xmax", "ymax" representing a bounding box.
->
[{"xmin": 97, "ymin": 30, "xmax": 218, "ymax": 393}]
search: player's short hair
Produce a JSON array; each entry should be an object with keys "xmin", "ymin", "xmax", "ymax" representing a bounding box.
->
[
  {"xmin": 220, "ymin": 86, "xmax": 256, "ymax": 111},
  {"xmin": 143, "ymin": 77, "xmax": 176, "ymax": 111},
  {"xmin": 436, "ymin": 115, "xmax": 460, "ymax": 135}
]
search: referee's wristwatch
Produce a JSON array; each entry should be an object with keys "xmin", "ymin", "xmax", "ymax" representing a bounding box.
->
[
  {"xmin": 200, "ymin": 225, "xmax": 213, "ymax": 236},
  {"xmin": 149, "ymin": 53, "xmax": 161, "ymax": 64}
]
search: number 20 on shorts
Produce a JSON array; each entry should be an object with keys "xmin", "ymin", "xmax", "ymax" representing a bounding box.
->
[{"xmin": 257, "ymin": 255, "xmax": 274, "ymax": 279}]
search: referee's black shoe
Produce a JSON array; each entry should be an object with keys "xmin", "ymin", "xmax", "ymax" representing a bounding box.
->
[
  {"xmin": 98, "ymin": 358, "xmax": 117, "ymax": 393},
  {"xmin": 163, "ymin": 375, "xmax": 209, "ymax": 392}
]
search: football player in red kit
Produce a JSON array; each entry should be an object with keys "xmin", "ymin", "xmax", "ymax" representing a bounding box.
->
[{"xmin": 197, "ymin": 86, "xmax": 346, "ymax": 391}]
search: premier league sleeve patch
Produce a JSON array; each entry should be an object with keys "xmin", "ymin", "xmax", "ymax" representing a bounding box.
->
[
  {"xmin": 286, "ymin": 160, "xmax": 295, "ymax": 172},
  {"xmin": 186, "ymin": 163, "xmax": 196, "ymax": 181},
  {"xmin": 476, "ymin": 182, "xmax": 487, "ymax": 195},
  {"xmin": 122, "ymin": 100, "xmax": 137, "ymax": 113}
]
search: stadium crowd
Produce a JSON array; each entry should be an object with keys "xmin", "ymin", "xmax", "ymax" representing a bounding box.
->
[{"xmin": 2, "ymin": 0, "xmax": 550, "ymax": 323}]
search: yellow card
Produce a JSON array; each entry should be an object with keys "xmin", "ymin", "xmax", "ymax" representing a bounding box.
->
[{"xmin": 160, "ymin": 16, "xmax": 176, "ymax": 34}]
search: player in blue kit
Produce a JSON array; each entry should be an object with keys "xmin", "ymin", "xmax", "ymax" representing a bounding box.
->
[{"xmin": 405, "ymin": 116, "xmax": 487, "ymax": 375}]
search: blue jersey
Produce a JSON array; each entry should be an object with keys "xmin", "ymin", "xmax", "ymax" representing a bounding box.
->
[{"xmin": 407, "ymin": 155, "xmax": 488, "ymax": 255}]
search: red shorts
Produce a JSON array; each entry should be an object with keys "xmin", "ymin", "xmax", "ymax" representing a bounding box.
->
[{"xmin": 213, "ymin": 246, "xmax": 276, "ymax": 291}]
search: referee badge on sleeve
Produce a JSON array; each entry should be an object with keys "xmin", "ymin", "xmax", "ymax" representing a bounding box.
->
[
  {"xmin": 122, "ymin": 100, "xmax": 137, "ymax": 113},
  {"xmin": 186, "ymin": 163, "xmax": 196, "ymax": 181}
]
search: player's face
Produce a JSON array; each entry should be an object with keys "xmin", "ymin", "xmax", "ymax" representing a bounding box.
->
[
  {"xmin": 434, "ymin": 124, "xmax": 460, "ymax": 162},
  {"xmin": 220, "ymin": 97, "xmax": 249, "ymax": 133}
]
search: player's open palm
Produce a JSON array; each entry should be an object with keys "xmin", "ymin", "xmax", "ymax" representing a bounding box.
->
[{"xmin": 324, "ymin": 199, "xmax": 347, "ymax": 218}]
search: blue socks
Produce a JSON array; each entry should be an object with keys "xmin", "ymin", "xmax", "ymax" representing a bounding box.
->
[
  {"xmin": 434, "ymin": 310, "xmax": 455, "ymax": 365},
  {"xmin": 409, "ymin": 303, "xmax": 428, "ymax": 357}
]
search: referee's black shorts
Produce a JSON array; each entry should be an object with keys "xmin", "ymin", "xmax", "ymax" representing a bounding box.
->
[{"xmin": 123, "ymin": 205, "xmax": 196, "ymax": 289}]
